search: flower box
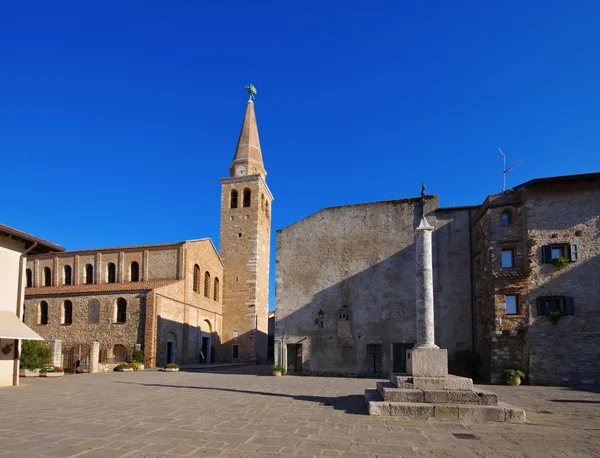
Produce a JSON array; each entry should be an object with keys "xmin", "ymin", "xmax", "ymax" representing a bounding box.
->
[
  {"xmin": 40, "ymin": 371, "xmax": 64, "ymax": 377},
  {"xmin": 19, "ymin": 368, "xmax": 40, "ymax": 377},
  {"xmin": 165, "ymin": 367, "xmax": 179, "ymax": 372}
]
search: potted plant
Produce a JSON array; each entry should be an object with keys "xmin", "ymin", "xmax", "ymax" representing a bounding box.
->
[
  {"xmin": 502, "ymin": 369, "xmax": 525, "ymax": 386},
  {"xmin": 552, "ymin": 256, "xmax": 570, "ymax": 270},
  {"xmin": 20, "ymin": 340, "xmax": 52, "ymax": 377},
  {"xmin": 39, "ymin": 365, "xmax": 64, "ymax": 377},
  {"xmin": 115, "ymin": 363, "xmax": 134, "ymax": 372},
  {"xmin": 272, "ymin": 365, "xmax": 287, "ymax": 376},
  {"xmin": 132, "ymin": 349, "xmax": 145, "ymax": 370},
  {"xmin": 548, "ymin": 308, "xmax": 563, "ymax": 325},
  {"xmin": 165, "ymin": 363, "xmax": 179, "ymax": 372}
]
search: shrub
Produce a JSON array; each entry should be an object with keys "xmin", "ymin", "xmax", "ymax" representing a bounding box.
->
[
  {"xmin": 502, "ymin": 368, "xmax": 525, "ymax": 383},
  {"xmin": 165, "ymin": 363, "xmax": 179, "ymax": 369},
  {"xmin": 40, "ymin": 365, "xmax": 63, "ymax": 373},
  {"xmin": 20, "ymin": 340, "xmax": 52, "ymax": 370},
  {"xmin": 116, "ymin": 362, "xmax": 139, "ymax": 371},
  {"xmin": 548, "ymin": 308, "xmax": 563, "ymax": 325},
  {"xmin": 272, "ymin": 365, "xmax": 287, "ymax": 375},
  {"xmin": 552, "ymin": 256, "xmax": 570, "ymax": 270},
  {"xmin": 132, "ymin": 350, "xmax": 144, "ymax": 363}
]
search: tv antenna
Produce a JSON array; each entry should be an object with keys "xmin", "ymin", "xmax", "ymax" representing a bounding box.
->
[{"xmin": 498, "ymin": 148, "xmax": 523, "ymax": 192}]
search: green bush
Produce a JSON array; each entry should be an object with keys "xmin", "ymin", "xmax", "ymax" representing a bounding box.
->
[
  {"xmin": 20, "ymin": 340, "xmax": 52, "ymax": 370},
  {"xmin": 552, "ymin": 256, "xmax": 570, "ymax": 270},
  {"xmin": 272, "ymin": 365, "xmax": 287, "ymax": 375},
  {"xmin": 132, "ymin": 350, "xmax": 144, "ymax": 363},
  {"xmin": 502, "ymin": 368, "xmax": 525, "ymax": 383}
]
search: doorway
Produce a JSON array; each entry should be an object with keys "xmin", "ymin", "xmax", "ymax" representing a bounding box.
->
[
  {"xmin": 392, "ymin": 342, "xmax": 413, "ymax": 374},
  {"xmin": 286, "ymin": 344, "xmax": 302, "ymax": 373},
  {"xmin": 167, "ymin": 341, "xmax": 175, "ymax": 364},
  {"xmin": 201, "ymin": 335, "xmax": 210, "ymax": 363},
  {"xmin": 366, "ymin": 344, "xmax": 383, "ymax": 375}
]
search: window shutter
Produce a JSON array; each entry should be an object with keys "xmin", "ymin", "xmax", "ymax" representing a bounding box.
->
[
  {"xmin": 568, "ymin": 244, "xmax": 579, "ymax": 262},
  {"xmin": 536, "ymin": 297, "xmax": 548, "ymax": 316},
  {"xmin": 565, "ymin": 297, "xmax": 575, "ymax": 316},
  {"xmin": 541, "ymin": 245, "xmax": 552, "ymax": 263}
]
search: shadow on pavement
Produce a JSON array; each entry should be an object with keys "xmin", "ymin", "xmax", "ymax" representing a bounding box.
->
[{"xmin": 113, "ymin": 381, "xmax": 368, "ymax": 415}]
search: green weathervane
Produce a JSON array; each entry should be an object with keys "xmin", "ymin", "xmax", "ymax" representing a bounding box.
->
[{"xmin": 244, "ymin": 84, "xmax": 257, "ymax": 100}]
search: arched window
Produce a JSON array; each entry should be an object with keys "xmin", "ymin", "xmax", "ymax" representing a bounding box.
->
[
  {"xmin": 43, "ymin": 267, "xmax": 52, "ymax": 286},
  {"xmin": 193, "ymin": 264, "xmax": 200, "ymax": 292},
  {"xmin": 213, "ymin": 277, "xmax": 220, "ymax": 301},
  {"xmin": 64, "ymin": 265, "xmax": 72, "ymax": 285},
  {"xmin": 265, "ymin": 201, "xmax": 270, "ymax": 219},
  {"xmin": 107, "ymin": 263, "xmax": 116, "ymax": 283},
  {"xmin": 230, "ymin": 189, "xmax": 238, "ymax": 209},
  {"xmin": 26, "ymin": 269, "xmax": 32, "ymax": 287},
  {"xmin": 130, "ymin": 261, "xmax": 139, "ymax": 282},
  {"xmin": 501, "ymin": 210, "xmax": 512, "ymax": 225},
  {"xmin": 88, "ymin": 299, "xmax": 100, "ymax": 324},
  {"xmin": 115, "ymin": 298, "xmax": 127, "ymax": 323},
  {"xmin": 243, "ymin": 188, "xmax": 251, "ymax": 207},
  {"xmin": 62, "ymin": 300, "xmax": 73, "ymax": 325},
  {"xmin": 85, "ymin": 264, "xmax": 94, "ymax": 284},
  {"xmin": 39, "ymin": 301, "xmax": 48, "ymax": 325},
  {"xmin": 204, "ymin": 271, "xmax": 211, "ymax": 298}
]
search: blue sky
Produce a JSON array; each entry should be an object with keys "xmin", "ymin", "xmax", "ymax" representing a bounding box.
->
[{"xmin": 2, "ymin": 1, "xmax": 599, "ymax": 309}]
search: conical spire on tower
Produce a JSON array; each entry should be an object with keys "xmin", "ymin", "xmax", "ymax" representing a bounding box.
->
[{"xmin": 229, "ymin": 100, "xmax": 266, "ymax": 178}]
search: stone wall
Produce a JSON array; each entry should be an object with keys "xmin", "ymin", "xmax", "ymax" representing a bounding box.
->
[
  {"xmin": 524, "ymin": 183, "xmax": 600, "ymax": 385},
  {"xmin": 275, "ymin": 196, "xmax": 474, "ymax": 377}
]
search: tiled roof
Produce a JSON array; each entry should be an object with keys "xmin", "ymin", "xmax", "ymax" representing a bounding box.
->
[
  {"xmin": 0, "ymin": 224, "xmax": 65, "ymax": 253},
  {"xmin": 25, "ymin": 280, "xmax": 180, "ymax": 296}
]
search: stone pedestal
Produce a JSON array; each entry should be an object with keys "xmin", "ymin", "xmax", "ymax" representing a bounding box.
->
[
  {"xmin": 407, "ymin": 347, "xmax": 448, "ymax": 377},
  {"xmin": 90, "ymin": 342, "xmax": 100, "ymax": 373},
  {"xmin": 48, "ymin": 340, "xmax": 62, "ymax": 367}
]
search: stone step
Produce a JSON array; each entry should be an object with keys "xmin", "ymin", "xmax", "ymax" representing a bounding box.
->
[
  {"xmin": 377, "ymin": 382, "xmax": 498, "ymax": 405},
  {"xmin": 377, "ymin": 382, "xmax": 423, "ymax": 402},
  {"xmin": 391, "ymin": 374, "xmax": 473, "ymax": 391},
  {"xmin": 365, "ymin": 390, "xmax": 525, "ymax": 423}
]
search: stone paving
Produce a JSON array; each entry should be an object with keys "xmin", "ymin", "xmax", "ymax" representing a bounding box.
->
[{"xmin": 1, "ymin": 365, "xmax": 599, "ymax": 457}]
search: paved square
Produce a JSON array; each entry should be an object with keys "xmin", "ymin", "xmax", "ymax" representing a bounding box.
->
[{"xmin": 1, "ymin": 366, "xmax": 599, "ymax": 457}]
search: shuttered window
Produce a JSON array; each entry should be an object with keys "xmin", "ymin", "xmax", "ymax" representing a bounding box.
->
[{"xmin": 536, "ymin": 296, "xmax": 574, "ymax": 316}]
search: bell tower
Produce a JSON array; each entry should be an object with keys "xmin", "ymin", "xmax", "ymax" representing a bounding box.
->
[{"xmin": 219, "ymin": 98, "xmax": 273, "ymax": 362}]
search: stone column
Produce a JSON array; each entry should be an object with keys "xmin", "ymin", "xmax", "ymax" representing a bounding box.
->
[
  {"xmin": 415, "ymin": 217, "xmax": 437, "ymax": 349},
  {"xmin": 48, "ymin": 340, "xmax": 62, "ymax": 367},
  {"xmin": 90, "ymin": 342, "xmax": 100, "ymax": 373}
]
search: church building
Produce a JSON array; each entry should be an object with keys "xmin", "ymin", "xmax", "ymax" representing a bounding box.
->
[{"xmin": 23, "ymin": 99, "xmax": 272, "ymax": 370}]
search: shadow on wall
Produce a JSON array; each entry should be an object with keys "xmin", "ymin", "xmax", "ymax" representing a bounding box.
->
[
  {"xmin": 156, "ymin": 316, "xmax": 222, "ymax": 367},
  {"xmin": 274, "ymin": 208, "xmax": 475, "ymax": 378}
]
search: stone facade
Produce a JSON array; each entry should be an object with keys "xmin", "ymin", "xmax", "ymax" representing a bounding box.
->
[
  {"xmin": 274, "ymin": 196, "xmax": 475, "ymax": 377},
  {"xmin": 24, "ymin": 239, "xmax": 223, "ymax": 369},
  {"xmin": 276, "ymin": 172, "xmax": 600, "ymax": 385}
]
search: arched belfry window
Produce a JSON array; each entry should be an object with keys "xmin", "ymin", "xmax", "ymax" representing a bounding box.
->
[
  {"xmin": 107, "ymin": 263, "xmax": 116, "ymax": 283},
  {"xmin": 213, "ymin": 277, "xmax": 219, "ymax": 301},
  {"xmin": 26, "ymin": 269, "xmax": 32, "ymax": 287},
  {"xmin": 39, "ymin": 301, "xmax": 48, "ymax": 325},
  {"xmin": 43, "ymin": 267, "xmax": 52, "ymax": 287},
  {"xmin": 193, "ymin": 264, "xmax": 200, "ymax": 292},
  {"xmin": 85, "ymin": 264, "xmax": 94, "ymax": 284},
  {"xmin": 204, "ymin": 271, "xmax": 211, "ymax": 298},
  {"xmin": 64, "ymin": 265, "xmax": 72, "ymax": 285},
  {"xmin": 501, "ymin": 210, "xmax": 512, "ymax": 225},
  {"xmin": 243, "ymin": 188, "xmax": 251, "ymax": 208},
  {"xmin": 62, "ymin": 300, "xmax": 73, "ymax": 325},
  {"xmin": 130, "ymin": 261, "xmax": 139, "ymax": 282},
  {"xmin": 230, "ymin": 190, "xmax": 238, "ymax": 209}
]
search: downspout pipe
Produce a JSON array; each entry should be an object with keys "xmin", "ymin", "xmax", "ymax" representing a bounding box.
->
[{"xmin": 13, "ymin": 242, "xmax": 38, "ymax": 386}]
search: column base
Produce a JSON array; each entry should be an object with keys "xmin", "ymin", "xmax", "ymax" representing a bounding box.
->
[{"xmin": 407, "ymin": 347, "xmax": 448, "ymax": 377}]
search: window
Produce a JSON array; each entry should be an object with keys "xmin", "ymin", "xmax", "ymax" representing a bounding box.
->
[
  {"xmin": 88, "ymin": 299, "xmax": 100, "ymax": 324},
  {"xmin": 39, "ymin": 301, "xmax": 48, "ymax": 325},
  {"xmin": 230, "ymin": 189, "xmax": 238, "ymax": 209},
  {"xmin": 501, "ymin": 249, "xmax": 514, "ymax": 268},
  {"xmin": 43, "ymin": 267, "xmax": 52, "ymax": 286},
  {"xmin": 26, "ymin": 269, "xmax": 32, "ymax": 287},
  {"xmin": 505, "ymin": 295, "xmax": 519, "ymax": 315},
  {"xmin": 501, "ymin": 211, "xmax": 512, "ymax": 225},
  {"xmin": 62, "ymin": 300, "xmax": 73, "ymax": 325},
  {"xmin": 542, "ymin": 244, "xmax": 578, "ymax": 263},
  {"xmin": 261, "ymin": 193, "xmax": 265, "ymax": 211},
  {"xmin": 116, "ymin": 298, "xmax": 127, "ymax": 323},
  {"xmin": 213, "ymin": 277, "xmax": 219, "ymax": 301},
  {"xmin": 85, "ymin": 264, "xmax": 94, "ymax": 284},
  {"xmin": 130, "ymin": 261, "xmax": 139, "ymax": 282},
  {"xmin": 243, "ymin": 188, "xmax": 251, "ymax": 207},
  {"xmin": 107, "ymin": 263, "xmax": 116, "ymax": 283},
  {"xmin": 64, "ymin": 265, "xmax": 72, "ymax": 285},
  {"xmin": 265, "ymin": 201, "xmax": 270, "ymax": 219},
  {"xmin": 536, "ymin": 296, "xmax": 574, "ymax": 316},
  {"xmin": 204, "ymin": 271, "xmax": 211, "ymax": 298},
  {"xmin": 233, "ymin": 345, "xmax": 239, "ymax": 359},
  {"xmin": 193, "ymin": 264, "xmax": 200, "ymax": 292}
]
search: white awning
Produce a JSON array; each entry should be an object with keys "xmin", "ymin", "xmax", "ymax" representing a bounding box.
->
[{"xmin": 0, "ymin": 311, "xmax": 43, "ymax": 340}]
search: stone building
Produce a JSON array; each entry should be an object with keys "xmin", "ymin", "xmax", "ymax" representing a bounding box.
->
[
  {"xmin": 23, "ymin": 98, "xmax": 273, "ymax": 369},
  {"xmin": 275, "ymin": 172, "xmax": 600, "ymax": 385}
]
